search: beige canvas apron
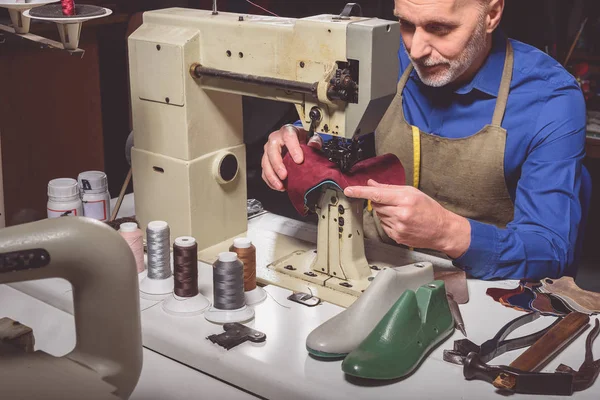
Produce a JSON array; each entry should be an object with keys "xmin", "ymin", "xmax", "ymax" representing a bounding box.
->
[{"xmin": 365, "ymin": 42, "xmax": 515, "ymax": 246}]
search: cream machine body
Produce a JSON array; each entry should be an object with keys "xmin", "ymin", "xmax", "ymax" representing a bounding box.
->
[{"xmin": 128, "ymin": 7, "xmax": 401, "ymax": 303}]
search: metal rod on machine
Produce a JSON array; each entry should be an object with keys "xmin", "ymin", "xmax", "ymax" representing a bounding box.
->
[
  {"xmin": 212, "ymin": 0, "xmax": 218, "ymax": 15},
  {"xmin": 191, "ymin": 64, "xmax": 319, "ymax": 97}
]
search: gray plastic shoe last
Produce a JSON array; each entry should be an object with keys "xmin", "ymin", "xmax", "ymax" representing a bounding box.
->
[{"xmin": 306, "ymin": 262, "xmax": 434, "ymax": 358}]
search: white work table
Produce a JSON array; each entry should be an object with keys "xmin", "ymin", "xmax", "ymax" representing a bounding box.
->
[
  {"xmin": 4, "ymin": 194, "xmax": 600, "ymax": 399},
  {"xmin": 0, "ymin": 285, "xmax": 257, "ymax": 400}
]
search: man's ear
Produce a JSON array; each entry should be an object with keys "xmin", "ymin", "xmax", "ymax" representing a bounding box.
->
[{"xmin": 485, "ymin": 0, "xmax": 505, "ymax": 33}]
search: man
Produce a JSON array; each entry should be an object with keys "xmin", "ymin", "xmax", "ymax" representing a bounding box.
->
[{"xmin": 261, "ymin": 0, "xmax": 586, "ymax": 280}]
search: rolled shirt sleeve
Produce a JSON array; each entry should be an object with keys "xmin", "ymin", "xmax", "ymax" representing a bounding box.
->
[{"xmin": 454, "ymin": 81, "xmax": 586, "ymax": 280}]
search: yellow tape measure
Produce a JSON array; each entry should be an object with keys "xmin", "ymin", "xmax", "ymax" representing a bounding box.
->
[
  {"xmin": 412, "ymin": 125, "xmax": 421, "ymax": 189},
  {"xmin": 368, "ymin": 126, "xmax": 420, "ymax": 212}
]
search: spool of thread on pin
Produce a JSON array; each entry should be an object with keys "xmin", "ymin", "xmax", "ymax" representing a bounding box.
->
[
  {"xmin": 146, "ymin": 221, "xmax": 171, "ymax": 280},
  {"xmin": 139, "ymin": 220, "xmax": 174, "ymax": 300},
  {"xmin": 205, "ymin": 252, "xmax": 254, "ymax": 324},
  {"xmin": 173, "ymin": 236, "xmax": 199, "ymax": 298},
  {"xmin": 230, "ymin": 238, "xmax": 257, "ymax": 291},
  {"xmin": 162, "ymin": 236, "xmax": 210, "ymax": 317},
  {"xmin": 230, "ymin": 238, "xmax": 267, "ymax": 305},
  {"xmin": 119, "ymin": 222, "xmax": 145, "ymax": 275}
]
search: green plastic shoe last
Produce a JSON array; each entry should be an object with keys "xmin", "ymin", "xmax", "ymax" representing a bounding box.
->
[{"xmin": 341, "ymin": 280, "xmax": 454, "ymax": 380}]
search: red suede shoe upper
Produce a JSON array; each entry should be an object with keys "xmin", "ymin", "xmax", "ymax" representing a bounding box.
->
[{"xmin": 283, "ymin": 144, "xmax": 406, "ymax": 216}]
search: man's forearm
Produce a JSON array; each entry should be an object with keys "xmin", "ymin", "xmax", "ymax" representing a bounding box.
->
[{"xmin": 452, "ymin": 220, "xmax": 568, "ymax": 280}]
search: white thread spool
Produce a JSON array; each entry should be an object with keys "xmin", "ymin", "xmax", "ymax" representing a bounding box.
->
[
  {"xmin": 78, "ymin": 171, "xmax": 111, "ymax": 221},
  {"xmin": 119, "ymin": 222, "xmax": 145, "ymax": 276},
  {"xmin": 47, "ymin": 178, "xmax": 84, "ymax": 218}
]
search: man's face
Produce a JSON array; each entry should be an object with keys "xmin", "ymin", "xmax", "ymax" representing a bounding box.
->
[{"xmin": 394, "ymin": 0, "xmax": 489, "ymax": 87}]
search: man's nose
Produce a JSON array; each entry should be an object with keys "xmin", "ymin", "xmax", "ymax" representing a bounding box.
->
[{"xmin": 410, "ymin": 28, "xmax": 432, "ymax": 60}]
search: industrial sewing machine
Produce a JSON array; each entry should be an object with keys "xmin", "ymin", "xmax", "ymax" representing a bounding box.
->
[{"xmin": 128, "ymin": 4, "xmax": 403, "ymax": 305}]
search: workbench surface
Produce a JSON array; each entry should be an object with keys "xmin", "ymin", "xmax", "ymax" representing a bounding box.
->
[
  {"xmin": 4, "ymin": 195, "xmax": 600, "ymax": 399},
  {"xmin": 0, "ymin": 285, "xmax": 257, "ymax": 400}
]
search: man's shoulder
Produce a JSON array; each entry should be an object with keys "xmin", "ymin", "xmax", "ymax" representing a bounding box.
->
[{"xmin": 509, "ymin": 38, "xmax": 580, "ymax": 94}]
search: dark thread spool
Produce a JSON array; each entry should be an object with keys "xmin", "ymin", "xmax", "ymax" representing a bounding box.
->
[
  {"xmin": 212, "ymin": 252, "xmax": 245, "ymax": 310},
  {"xmin": 229, "ymin": 237, "xmax": 257, "ymax": 292},
  {"xmin": 173, "ymin": 236, "xmax": 199, "ymax": 298}
]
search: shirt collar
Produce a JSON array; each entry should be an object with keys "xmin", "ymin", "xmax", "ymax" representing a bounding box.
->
[
  {"xmin": 454, "ymin": 30, "xmax": 507, "ymax": 97},
  {"xmin": 409, "ymin": 30, "xmax": 507, "ymax": 97}
]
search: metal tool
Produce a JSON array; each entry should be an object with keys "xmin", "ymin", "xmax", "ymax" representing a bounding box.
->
[
  {"xmin": 288, "ymin": 292, "xmax": 321, "ymax": 307},
  {"xmin": 446, "ymin": 293, "xmax": 466, "ymax": 336},
  {"xmin": 443, "ymin": 312, "xmax": 561, "ymax": 366},
  {"xmin": 321, "ymin": 136, "xmax": 365, "ymax": 173},
  {"xmin": 556, "ymin": 319, "xmax": 600, "ymax": 391},
  {"xmin": 493, "ymin": 312, "xmax": 590, "ymax": 389},
  {"xmin": 444, "ymin": 312, "xmax": 600, "ymax": 395},
  {"xmin": 207, "ymin": 323, "xmax": 266, "ymax": 350}
]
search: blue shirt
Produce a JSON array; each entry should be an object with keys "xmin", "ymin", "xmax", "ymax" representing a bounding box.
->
[{"xmin": 397, "ymin": 30, "xmax": 586, "ymax": 280}]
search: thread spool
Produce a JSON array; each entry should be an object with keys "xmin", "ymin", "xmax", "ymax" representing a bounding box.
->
[
  {"xmin": 174, "ymin": 236, "xmax": 199, "ymax": 297},
  {"xmin": 139, "ymin": 220, "xmax": 174, "ymax": 300},
  {"xmin": 230, "ymin": 237, "xmax": 267, "ymax": 305},
  {"xmin": 119, "ymin": 222, "xmax": 145, "ymax": 279},
  {"xmin": 162, "ymin": 236, "xmax": 210, "ymax": 317},
  {"xmin": 205, "ymin": 252, "xmax": 254, "ymax": 324}
]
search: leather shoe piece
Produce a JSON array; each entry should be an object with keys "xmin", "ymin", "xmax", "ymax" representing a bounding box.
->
[
  {"xmin": 306, "ymin": 263, "xmax": 434, "ymax": 358},
  {"xmin": 342, "ymin": 280, "xmax": 454, "ymax": 380}
]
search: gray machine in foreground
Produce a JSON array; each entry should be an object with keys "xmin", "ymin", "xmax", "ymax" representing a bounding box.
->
[{"xmin": 0, "ymin": 217, "xmax": 143, "ymax": 399}]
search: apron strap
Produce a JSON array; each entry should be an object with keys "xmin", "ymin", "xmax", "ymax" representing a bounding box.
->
[
  {"xmin": 398, "ymin": 63, "xmax": 414, "ymax": 93},
  {"xmin": 396, "ymin": 64, "xmax": 414, "ymax": 121},
  {"xmin": 491, "ymin": 41, "xmax": 514, "ymax": 127}
]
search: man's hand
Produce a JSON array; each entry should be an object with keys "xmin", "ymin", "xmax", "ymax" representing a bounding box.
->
[
  {"xmin": 344, "ymin": 180, "xmax": 471, "ymax": 259},
  {"xmin": 261, "ymin": 125, "xmax": 307, "ymax": 191}
]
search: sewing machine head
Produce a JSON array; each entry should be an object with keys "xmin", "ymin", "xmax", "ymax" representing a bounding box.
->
[
  {"xmin": 183, "ymin": 6, "xmax": 400, "ymax": 141},
  {"xmin": 128, "ymin": 5, "xmax": 400, "ymax": 305}
]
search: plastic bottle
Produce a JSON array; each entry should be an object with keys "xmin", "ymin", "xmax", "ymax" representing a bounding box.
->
[
  {"xmin": 78, "ymin": 171, "xmax": 111, "ymax": 221},
  {"xmin": 47, "ymin": 178, "xmax": 84, "ymax": 218}
]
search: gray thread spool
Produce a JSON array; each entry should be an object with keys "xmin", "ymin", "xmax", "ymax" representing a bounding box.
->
[
  {"xmin": 213, "ymin": 252, "xmax": 245, "ymax": 310},
  {"xmin": 146, "ymin": 221, "xmax": 172, "ymax": 280}
]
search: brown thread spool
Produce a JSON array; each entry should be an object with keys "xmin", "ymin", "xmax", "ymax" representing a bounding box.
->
[
  {"xmin": 230, "ymin": 237, "xmax": 257, "ymax": 292},
  {"xmin": 173, "ymin": 236, "xmax": 199, "ymax": 298}
]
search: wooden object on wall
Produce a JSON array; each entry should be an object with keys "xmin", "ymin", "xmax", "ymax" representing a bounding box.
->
[
  {"xmin": 0, "ymin": 131, "xmax": 5, "ymax": 228},
  {"xmin": 0, "ymin": 29, "xmax": 105, "ymax": 226}
]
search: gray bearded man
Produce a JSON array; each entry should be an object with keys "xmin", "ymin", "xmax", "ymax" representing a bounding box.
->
[{"xmin": 261, "ymin": 0, "xmax": 588, "ymax": 280}]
